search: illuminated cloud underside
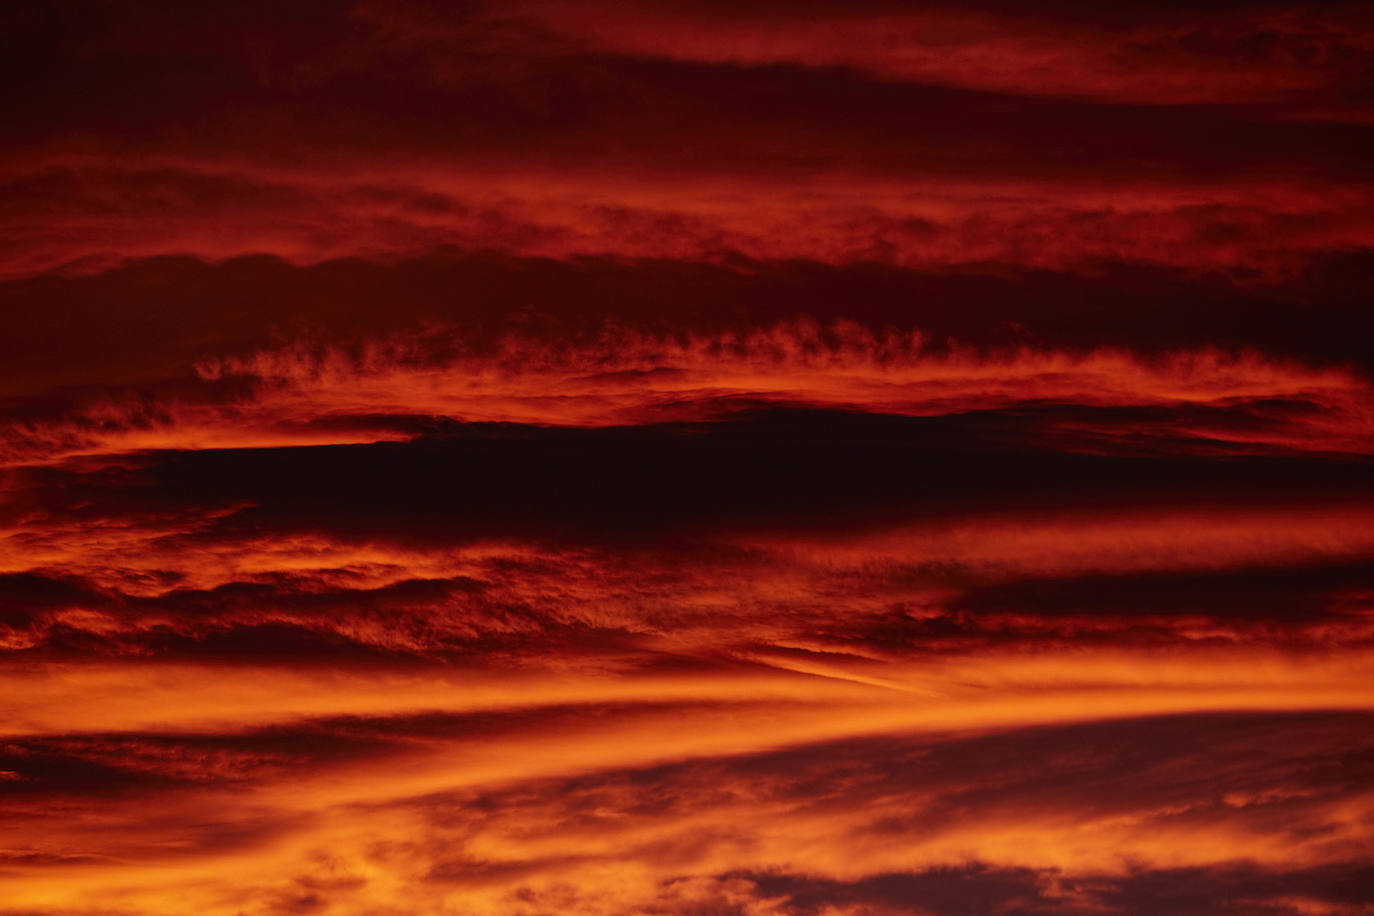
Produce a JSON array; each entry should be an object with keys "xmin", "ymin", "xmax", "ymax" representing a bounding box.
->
[{"xmin": 3, "ymin": 1, "xmax": 1373, "ymax": 914}]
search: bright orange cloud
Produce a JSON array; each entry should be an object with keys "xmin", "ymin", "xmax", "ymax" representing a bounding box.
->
[{"xmin": 6, "ymin": 1, "xmax": 1374, "ymax": 912}]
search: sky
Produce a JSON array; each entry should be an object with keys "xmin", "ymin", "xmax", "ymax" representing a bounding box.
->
[{"xmin": 2, "ymin": 2, "xmax": 1374, "ymax": 914}]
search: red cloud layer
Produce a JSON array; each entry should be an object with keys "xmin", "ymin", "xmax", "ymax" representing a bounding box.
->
[
  {"xmin": 5, "ymin": 1, "xmax": 1374, "ymax": 913},
  {"xmin": 4, "ymin": 322, "xmax": 1371, "ymax": 466}
]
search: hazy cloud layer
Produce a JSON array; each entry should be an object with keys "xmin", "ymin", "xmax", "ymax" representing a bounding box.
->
[{"xmin": 4, "ymin": 1, "xmax": 1373, "ymax": 913}]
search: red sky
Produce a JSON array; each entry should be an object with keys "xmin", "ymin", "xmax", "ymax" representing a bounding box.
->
[{"xmin": 3, "ymin": 2, "xmax": 1374, "ymax": 914}]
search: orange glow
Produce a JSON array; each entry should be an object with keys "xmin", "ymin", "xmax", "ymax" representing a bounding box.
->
[
  {"xmin": 4, "ymin": 323, "xmax": 1371, "ymax": 466},
  {"xmin": 6, "ymin": 1, "xmax": 1374, "ymax": 913}
]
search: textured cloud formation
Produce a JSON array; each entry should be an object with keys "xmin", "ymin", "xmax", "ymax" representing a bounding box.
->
[
  {"xmin": 6, "ymin": 164, "xmax": 1374, "ymax": 279},
  {"xmin": 6, "ymin": 320, "xmax": 1372, "ymax": 464},
  {"xmin": 4, "ymin": 1, "xmax": 1373, "ymax": 914}
]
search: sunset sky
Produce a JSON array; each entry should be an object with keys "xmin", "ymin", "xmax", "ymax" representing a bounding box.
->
[{"xmin": 3, "ymin": 2, "xmax": 1374, "ymax": 914}]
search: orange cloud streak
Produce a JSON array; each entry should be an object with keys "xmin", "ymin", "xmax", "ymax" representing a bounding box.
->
[{"xmin": 4, "ymin": 322, "xmax": 1370, "ymax": 466}]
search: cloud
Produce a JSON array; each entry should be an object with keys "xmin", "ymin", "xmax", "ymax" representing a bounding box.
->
[
  {"xmin": 495, "ymin": 0, "xmax": 1374, "ymax": 105},
  {"xmin": 4, "ymin": 312, "xmax": 1372, "ymax": 466},
  {"xmin": 4, "ymin": 165, "xmax": 1374, "ymax": 280},
  {"xmin": 7, "ymin": 710, "xmax": 1372, "ymax": 914},
  {"xmin": 7, "ymin": 252, "xmax": 1374, "ymax": 408},
  {"xmin": 4, "ymin": 1, "xmax": 1374, "ymax": 286},
  {"xmin": 5, "ymin": 2, "xmax": 1374, "ymax": 912}
]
